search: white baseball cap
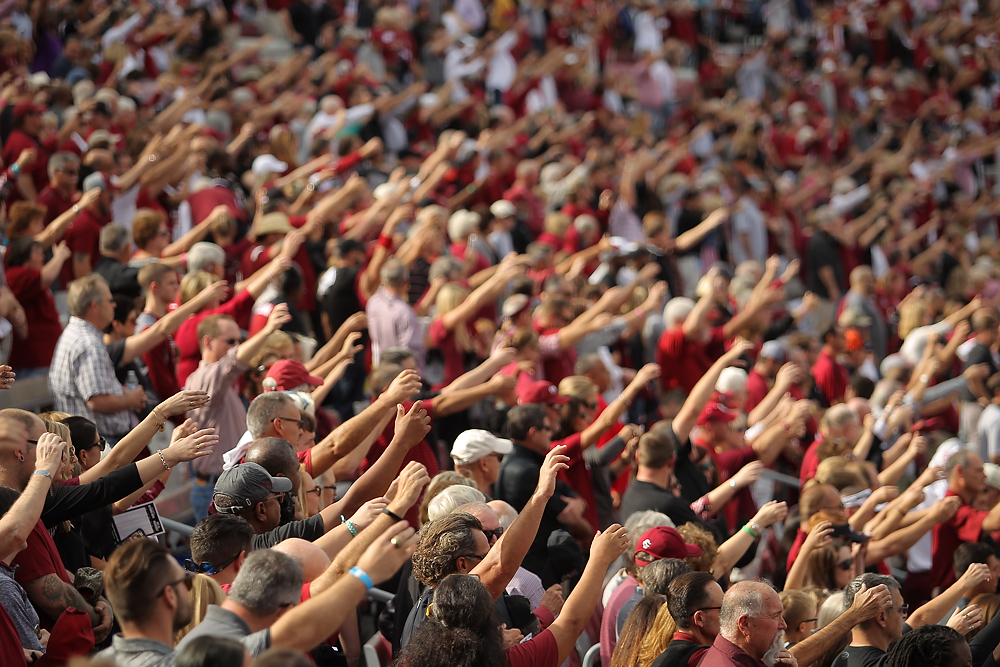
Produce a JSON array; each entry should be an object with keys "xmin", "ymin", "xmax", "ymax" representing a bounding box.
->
[
  {"xmin": 451, "ymin": 429, "xmax": 513, "ymax": 465},
  {"xmin": 252, "ymin": 154, "xmax": 288, "ymax": 176},
  {"xmin": 490, "ymin": 200, "xmax": 516, "ymax": 218}
]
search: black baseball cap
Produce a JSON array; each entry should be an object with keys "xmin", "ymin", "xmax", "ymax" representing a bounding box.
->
[{"xmin": 213, "ymin": 463, "xmax": 292, "ymax": 514}]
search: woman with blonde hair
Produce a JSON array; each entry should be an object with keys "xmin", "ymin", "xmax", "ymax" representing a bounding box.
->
[
  {"xmin": 175, "ymin": 574, "xmax": 227, "ymax": 643},
  {"xmin": 427, "ymin": 261, "xmax": 520, "ymax": 385},
  {"xmin": 130, "ymin": 206, "xmax": 228, "ymax": 269},
  {"xmin": 611, "ymin": 595, "xmax": 666, "ymax": 667}
]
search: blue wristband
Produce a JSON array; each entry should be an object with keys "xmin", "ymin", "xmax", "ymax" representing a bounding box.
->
[
  {"xmin": 33, "ymin": 469, "xmax": 50, "ymax": 478},
  {"xmin": 349, "ymin": 566, "xmax": 373, "ymax": 590}
]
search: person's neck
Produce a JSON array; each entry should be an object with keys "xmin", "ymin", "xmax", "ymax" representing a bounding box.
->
[
  {"xmin": 145, "ymin": 296, "xmax": 170, "ymax": 318},
  {"xmin": 470, "ymin": 468, "xmax": 491, "ymax": 495},
  {"xmin": 724, "ymin": 632, "xmax": 762, "ymax": 660},
  {"xmin": 850, "ymin": 626, "xmax": 890, "ymax": 652},
  {"xmin": 212, "ymin": 566, "xmax": 239, "ymax": 587},
  {"xmin": 821, "ymin": 344, "xmax": 837, "ymax": 357},
  {"xmin": 120, "ymin": 619, "xmax": 176, "ymax": 648},
  {"xmin": 220, "ymin": 600, "xmax": 269, "ymax": 634},
  {"xmin": 385, "ymin": 284, "xmax": 405, "ymax": 299},
  {"xmin": 635, "ymin": 465, "xmax": 671, "ymax": 489},
  {"xmin": 81, "ymin": 316, "xmax": 104, "ymax": 331},
  {"xmin": 687, "ymin": 626, "xmax": 715, "ymax": 646},
  {"xmin": 55, "ymin": 182, "xmax": 73, "ymax": 197},
  {"xmin": 951, "ymin": 482, "xmax": 975, "ymax": 505},
  {"xmin": 202, "ymin": 351, "xmax": 223, "ymax": 365}
]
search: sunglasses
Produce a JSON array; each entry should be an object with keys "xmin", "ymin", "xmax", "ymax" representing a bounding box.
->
[
  {"xmin": 836, "ymin": 558, "xmax": 854, "ymax": 571},
  {"xmin": 694, "ymin": 606, "xmax": 722, "ymax": 615},
  {"xmin": 482, "ymin": 527, "xmax": 504, "ymax": 541},
  {"xmin": 304, "ymin": 487, "xmax": 322, "ymax": 496},
  {"xmin": 184, "ymin": 551, "xmax": 240, "ymax": 575},
  {"xmin": 457, "ymin": 553, "xmax": 488, "ymax": 563},
  {"xmin": 157, "ymin": 571, "xmax": 194, "ymax": 597},
  {"xmin": 274, "ymin": 416, "xmax": 303, "ymax": 426}
]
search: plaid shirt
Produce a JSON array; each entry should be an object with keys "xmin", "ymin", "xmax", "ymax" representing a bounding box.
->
[{"xmin": 49, "ymin": 317, "xmax": 133, "ymax": 436}]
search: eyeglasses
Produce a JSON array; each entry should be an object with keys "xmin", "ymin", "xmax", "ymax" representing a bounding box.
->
[
  {"xmin": 836, "ymin": 558, "xmax": 854, "ymax": 571},
  {"xmin": 583, "ymin": 401, "xmax": 598, "ymax": 410},
  {"xmin": 482, "ymin": 527, "xmax": 504, "ymax": 541},
  {"xmin": 221, "ymin": 338, "xmax": 240, "ymax": 345},
  {"xmin": 694, "ymin": 606, "xmax": 722, "ymax": 614},
  {"xmin": 157, "ymin": 229, "xmax": 170, "ymax": 237},
  {"xmin": 800, "ymin": 618, "xmax": 818, "ymax": 624},
  {"xmin": 539, "ymin": 424, "xmax": 553, "ymax": 432},
  {"xmin": 457, "ymin": 553, "xmax": 488, "ymax": 563},
  {"xmin": 184, "ymin": 551, "xmax": 240, "ymax": 575},
  {"xmin": 265, "ymin": 492, "xmax": 285, "ymax": 504},
  {"xmin": 58, "ymin": 169, "xmax": 78, "ymax": 175},
  {"xmin": 92, "ymin": 436, "xmax": 107, "ymax": 450},
  {"xmin": 156, "ymin": 571, "xmax": 194, "ymax": 597},
  {"xmin": 890, "ymin": 605, "xmax": 909, "ymax": 616},
  {"xmin": 304, "ymin": 487, "xmax": 322, "ymax": 496},
  {"xmin": 274, "ymin": 415, "xmax": 303, "ymax": 426}
]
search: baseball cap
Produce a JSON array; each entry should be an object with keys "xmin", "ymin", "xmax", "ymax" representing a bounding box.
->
[
  {"xmin": 265, "ymin": 359, "xmax": 324, "ymax": 391},
  {"xmin": 252, "ymin": 154, "xmax": 289, "ymax": 176},
  {"xmin": 213, "ymin": 462, "xmax": 293, "ymax": 513},
  {"xmin": 87, "ymin": 129, "xmax": 122, "ymax": 149},
  {"xmin": 984, "ymin": 463, "xmax": 1000, "ymax": 491},
  {"xmin": 697, "ymin": 399, "xmax": 738, "ymax": 425},
  {"xmin": 634, "ymin": 526, "xmax": 702, "ymax": 565},
  {"xmin": 844, "ymin": 330, "xmax": 866, "ymax": 353},
  {"xmin": 13, "ymin": 102, "xmax": 45, "ymax": 119},
  {"xmin": 517, "ymin": 380, "xmax": 570, "ymax": 406},
  {"xmin": 502, "ymin": 294, "xmax": 530, "ymax": 319},
  {"xmin": 810, "ymin": 509, "xmax": 869, "ymax": 543},
  {"xmin": 82, "ymin": 171, "xmax": 117, "ymax": 192},
  {"xmin": 838, "ymin": 309, "xmax": 873, "ymax": 328},
  {"xmin": 759, "ymin": 340, "xmax": 787, "ymax": 361},
  {"xmin": 490, "ymin": 200, "xmax": 516, "ymax": 218},
  {"xmin": 548, "ymin": 529, "xmax": 586, "ymax": 582},
  {"xmin": 257, "ymin": 212, "xmax": 294, "ymax": 237},
  {"xmin": 451, "ymin": 429, "xmax": 513, "ymax": 465}
]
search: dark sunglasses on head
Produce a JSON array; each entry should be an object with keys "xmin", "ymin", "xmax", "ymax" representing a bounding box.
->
[{"xmin": 184, "ymin": 554, "xmax": 238, "ymax": 576}]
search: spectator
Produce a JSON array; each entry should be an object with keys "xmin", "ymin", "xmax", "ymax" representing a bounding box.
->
[
  {"xmin": 4, "ymin": 237, "xmax": 68, "ymax": 374},
  {"xmin": 450, "ymin": 429, "xmax": 512, "ymax": 497},
  {"xmin": 366, "ymin": 257, "xmax": 423, "ymax": 369}
]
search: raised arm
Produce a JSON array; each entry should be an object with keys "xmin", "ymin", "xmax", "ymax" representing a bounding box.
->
[
  {"xmin": 473, "ymin": 446, "xmax": 571, "ymax": 600},
  {"xmin": 579, "ymin": 364, "xmax": 660, "ymax": 449},
  {"xmin": 119, "ymin": 281, "xmax": 228, "ymax": 365},
  {"xmin": 674, "ymin": 340, "xmax": 753, "ymax": 442},
  {"xmin": 235, "ymin": 303, "xmax": 292, "ymax": 367},
  {"xmin": 907, "ymin": 562, "xmax": 991, "ymax": 629},
  {"xmin": 36, "ymin": 188, "xmax": 100, "ymax": 248},
  {"xmin": 790, "ymin": 583, "xmax": 893, "ymax": 666},
  {"xmin": 713, "ymin": 501, "xmax": 787, "ymax": 576},
  {"xmin": 0, "ymin": 430, "xmax": 62, "ymax": 561},
  {"xmin": 160, "ymin": 205, "xmax": 229, "ymax": 258},
  {"xmin": 785, "ymin": 520, "xmax": 834, "ymax": 590}
]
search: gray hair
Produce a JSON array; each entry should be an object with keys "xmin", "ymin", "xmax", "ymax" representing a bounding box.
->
[
  {"xmin": 663, "ymin": 297, "xmax": 696, "ymax": 329},
  {"xmin": 824, "ymin": 404, "xmax": 859, "ymax": 431},
  {"xmin": 427, "ymin": 485, "xmax": 487, "ymax": 521},
  {"xmin": 380, "ymin": 257, "xmax": 408, "ymax": 288},
  {"xmin": 641, "ymin": 558, "xmax": 691, "ymax": 596},
  {"xmin": 67, "ymin": 274, "xmax": 108, "ymax": 317},
  {"xmin": 429, "ymin": 256, "xmax": 463, "ymax": 282},
  {"xmin": 227, "ymin": 549, "xmax": 303, "ymax": 615},
  {"xmin": 487, "ymin": 500, "xmax": 518, "ymax": 530},
  {"xmin": 843, "ymin": 574, "xmax": 899, "ymax": 627},
  {"xmin": 247, "ymin": 393, "xmax": 296, "ymax": 439},
  {"xmin": 188, "ymin": 242, "xmax": 226, "ymax": 273},
  {"xmin": 575, "ymin": 353, "xmax": 606, "ymax": 376},
  {"xmin": 720, "ymin": 580, "xmax": 774, "ymax": 642},
  {"xmin": 47, "ymin": 152, "xmax": 80, "ymax": 181},
  {"xmin": 818, "ymin": 592, "xmax": 845, "ymax": 629},
  {"xmin": 100, "ymin": 224, "xmax": 132, "ymax": 255}
]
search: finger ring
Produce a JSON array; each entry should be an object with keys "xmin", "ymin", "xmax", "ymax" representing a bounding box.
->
[{"xmin": 390, "ymin": 536, "xmax": 402, "ymax": 548}]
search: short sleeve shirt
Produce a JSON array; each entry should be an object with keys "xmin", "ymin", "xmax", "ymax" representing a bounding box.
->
[{"xmin": 932, "ymin": 489, "xmax": 987, "ymax": 589}]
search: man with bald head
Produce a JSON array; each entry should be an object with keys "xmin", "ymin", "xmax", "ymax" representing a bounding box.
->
[
  {"xmin": 701, "ymin": 580, "xmax": 794, "ymax": 667},
  {"xmin": 272, "ymin": 538, "xmax": 331, "ymax": 583}
]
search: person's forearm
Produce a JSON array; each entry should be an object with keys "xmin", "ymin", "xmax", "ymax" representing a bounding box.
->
[
  {"xmin": 432, "ymin": 383, "xmax": 495, "ymax": 416},
  {"xmin": 473, "ymin": 490, "xmax": 549, "ymax": 601},
  {"xmin": 25, "ymin": 576, "xmax": 99, "ymax": 626},
  {"xmin": 271, "ymin": 573, "xmax": 367, "ymax": 652},
  {"xmin": 16, "ymin": 174, "xmax": 36, "ymax": 201},
  {"xmin": 310, "ymin": 397, "xmax": 396, "ymax": 476},
  {"xmin": 40, "ymin": 255, "xmax": 67, "ymax": 287},
  {"xmin": 161, "ymin": 216, "xmax": 214, "ymax": 258},
  {"xmin": 237, "ymin": 258, "xmax": 280, "ymax": 299},
  {"xmin": 333, "ymin": 440, "xmax": 409, "ymax": 521},
  {"xmin": 853, "ymin": 429, "xmax": 876, "ymax": 463},
  {"xmin": 917, "ymin": 376, "xmax": 967, "ymax": 406},
  {"xmin": 704, "ymin": 480, "xmax": 739, "ymax": 517},
  {"xmin": 747, "ymin": 382, "xmax": 786, "ymax": 426},
  {"xmin": 85, "ymin": 393, "xmax": 131, "ymax": 414},
  {"xmin": 549, "ymin": 555, "xmax": 606, "ymax": 663},
  {"xmin": 981, "ymin": 501, "xmax": 1000, "ymax": 532},
  {"xmin": 867, "ymin": 514, "xmax": 938, "ymax": 562},
  {"xmin": 877, "ymin": 449, "xmax": 916, "ymax": 487},
  {"xmin": 77, "ymin": 411, "xmax": 160, "ymax": 484},
  {"xmin": 791, "ymin": 606, "xmax": 868, "ymax": 666},
  {"xmin": 681, "ymin": 293, "xmax": 714, "ymax": 338},
  {"xmin": 908, "ymin": 575, "xmax": 971, "ymax": 629},
  {"xmin": 714, "ymin": 530, "xmax": 754, "ymax": 576},
  {"xmin": 749, "ymin": 423, "xmax": 788, "ymax": 467},
  {"xmin": 312, "ymin": 524, "xmax": 353, "ymax": 563},
  {"xmin": 440, "ymin": 356, "xmax": 506, "ymax": 395},
  {"xmin": 0, "ymin": 472, "xmax": 52, "ymax": 561},
  {"xmin": 849, "ymin": 494, "xmax": 882, "ymax": 531},
  {"xmin": 37, "ymin": 205, "xmax": 83, "ymax": 248},
  {"xmin": 276, "ymin": 154, "xmax": 333, "ymax": 188},
  {"xmin": 236, "ymin": 324, "xmax": 279, "ymax": 367}
]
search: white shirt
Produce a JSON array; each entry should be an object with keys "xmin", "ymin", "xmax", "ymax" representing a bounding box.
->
[
  {"xmin": 731, "ymin": 196, "xmax": 768, "ymax": 265},
  {"xmin": 979, "ymin": 404, "xmax": 1000, "ymax": 460},
  {"xmin": 486, "ymin": 31, "xmax": 519, "ymax": 92}
]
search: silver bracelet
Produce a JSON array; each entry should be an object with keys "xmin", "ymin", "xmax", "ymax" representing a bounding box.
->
[{"xmin": 156, "ymin": 450, "xmax": 171, "ymax": 471}]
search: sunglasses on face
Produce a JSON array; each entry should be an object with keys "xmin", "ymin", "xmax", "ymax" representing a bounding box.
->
[
  {"xmin": 157, "ymin": 571, "xmax": 195, "ymax": 597},
  {"xmin": 836, "ymin": 558, "xmax": 854, "ymax": 571},
  {"xmin": 482, "ymin": 527, "xmax": 504, "ymax": 541}
]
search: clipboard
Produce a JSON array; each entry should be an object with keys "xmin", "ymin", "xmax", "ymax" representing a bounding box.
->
[{"xmin": 111, "ymin": 501, "xmax": 165, "ymax": 543}]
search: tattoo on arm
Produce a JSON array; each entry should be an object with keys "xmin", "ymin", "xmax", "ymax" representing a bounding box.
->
[{"xmin": 27, "ymin": 574, "xmax": 98, "ymax": 625}]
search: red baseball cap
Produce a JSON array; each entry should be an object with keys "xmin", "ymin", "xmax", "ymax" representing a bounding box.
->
[
  {"xmin": 517, "ymin": 380, "xmax": 570, "ymax": 406},
  {"xmin": 265, "ymin": 360, "xmax": 325, "ymax": 391},
  {"xmin": 634, "ymin": 526, "xmax": 702, "ymax": 566},
  {"xmin": 13, "ymin": 102, "xmax": 45, "ymax": 119},
  {"xmin": 697, "ymin": 394, "xmax": 738, "ymax": 425}
]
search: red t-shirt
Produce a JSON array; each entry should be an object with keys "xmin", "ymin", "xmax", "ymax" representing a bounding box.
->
[
  {"xmin": 2, "ymin": 129, "xmax": 48, "ymax": 206},
  {"xmin": 188, "ymin": 186, "xmax": 246, "ymax": 226},
  {"xmin": 932, "ymin": 489, "xmax": 987, "ymax": 589},
  {"xmin": 428, "ymin": 318, "xmax": 470, "ymax": 387},
  {"xmin": 239, "ymin": 243, "xmax": 316, "ymax": 312},
  {"xmin": 12, "ymin": 520, "xmax": 74, "ymax": 631},
  {"xmin": 506, "ymin": 627, "xmax": 559, "ymax": 667},
  {"xmin": 6, "ymin": 266, "xmax": 61, "ymax": 369},
  {"xmin": 745, "ymin": 369, "xmax": 770, "ymax": 414},
  {"xmin": 800, "ymin": 436, "xmax": 823, "ymax": 489},
  {"xmin": 61, "ymin": 208, "xmax": 109, "ymax": 286},
  {"xmin": 812, "ymin": 350, "xmax": 848, "ymax": 406},
  {"xmin": 37, "ymin": 185, "xmax": 74, "ymax": 224},
  {"xmin": 136, "ymin": 312, "xmax": 181, "ymax": 405},
  {"xmin": 702, "ymin": 440, "xmax": 759, "ymax": 530},
  {"xmin": 0, "ymin": 605, "xmax": 27, "ymax": 667},
  {"xmin": 656, "ymin": 326, "xmax": 727, "ymax": 393},
  {"xmin": 362, "ymin": 398, "xmax": 440, "ymax": 527},
  {"xmin": 175, "ymin": 290, "xmax": 255, "ymax": 387},
  {"xmin": 551, "ymin": 433, "xmax": 598, "ymax": 530}
]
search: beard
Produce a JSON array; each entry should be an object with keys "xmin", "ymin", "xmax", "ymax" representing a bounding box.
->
[
  {"xmin": 173, "ymin": 597, "xmax": 193, "ymax": 632},
  {"xmin": 762, "ymin": 630, "xmax": 785, "ymax": 667}
]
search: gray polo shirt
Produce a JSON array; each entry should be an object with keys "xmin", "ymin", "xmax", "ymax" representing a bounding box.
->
[
  {"xmin": 174, "ymin": 604, "xmax": 270, "ymax": 657},
  {"xmin": 97, "ymin": 636, "xmax": 176, "ymax": 667}
]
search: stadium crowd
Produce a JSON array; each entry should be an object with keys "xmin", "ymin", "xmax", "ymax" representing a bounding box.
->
[{"xmin": 5, "ymin": 0, "xmax": 1000, "ymax": 665}]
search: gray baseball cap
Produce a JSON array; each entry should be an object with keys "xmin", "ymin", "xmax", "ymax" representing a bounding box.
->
[{"xmin": 213, "ymin": 462, "xmax": 292, "ymax": 514}]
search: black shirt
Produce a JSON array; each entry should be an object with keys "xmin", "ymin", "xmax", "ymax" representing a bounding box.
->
[
  {"xmin": 832, "ymin": 645, "xmax": 889, "ymax": 667},
  {"xmin": 805, "ymin": 231, "xmax": 844, "ymax": 299},
  {"xmin": 250, "ymin": 513, "xmax": 326, "ymax": 551},
  {"xmin": 94, "ymin": 256, "xmax": 142, "ymax": 299},
  {"xmin": 619, "ymin": 480, "xmax": 705, "ymax": 528},
  {"xmin": 652, "ymin": 638, "xmax": 709, "ymax": 667},
  {"xmin": 495, "ymin": 443, "xmax": 574, "ymax": 579},
  {"xmin": 963, "ymin": 343, "xmax": 997, "ymax": 402},
  {"xmin": 321, "ymin": 265, "xmax": 362, "ymax": 338}
]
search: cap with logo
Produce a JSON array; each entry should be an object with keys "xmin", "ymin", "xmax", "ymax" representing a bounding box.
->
[
  {"xmin": 213, "ymin": 462, "xmax": 293, "ymax": 513},
  {"xmin": 265, "ymin": 359, "xmax": 325, "ymax": 391},
  {"xmin": 517, "ymin": 380, "xmax": 570, "ymax": 406},
  {"xmin": 451, "ymin": 429, "xmax": 513, "ymax": 464},
  {"xmin": 634, "ymin": 526, "xmax": 702, "ymax": 566}
]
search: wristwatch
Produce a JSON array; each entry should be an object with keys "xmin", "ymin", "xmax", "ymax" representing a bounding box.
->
[
  {"xmin": 749, "ymin": 520, "xmax": 762, "ymax": 533},
  {"xmin": 729, "ymin": 479, "xmax": 737, "ymax": 489}
]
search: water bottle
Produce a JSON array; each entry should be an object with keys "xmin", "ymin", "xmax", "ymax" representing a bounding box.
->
[{"xmin": 125, "ymin": 370, "xmax": 139, "ymax": 392}]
